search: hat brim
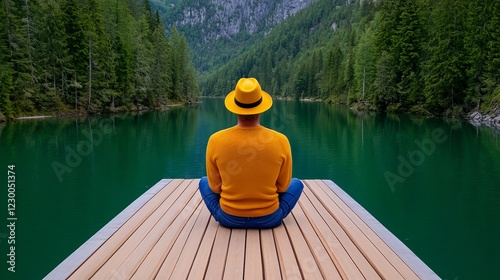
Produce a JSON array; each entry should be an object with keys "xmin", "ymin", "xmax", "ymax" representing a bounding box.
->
[{"xmin": 224, "ymin": 90, "xmax": 273, "ymax": 115}]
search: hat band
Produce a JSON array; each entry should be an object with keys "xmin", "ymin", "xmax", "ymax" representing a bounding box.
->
[{"xmin": 234, "ymin": 97, "xmax": 262, "ymax": 109}]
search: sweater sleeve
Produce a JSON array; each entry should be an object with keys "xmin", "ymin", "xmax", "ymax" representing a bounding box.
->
[
  {"xmin": 276, "ymin": 135, "xmax": 292, "ymax": 193},
  {"xmin": 206, "ymin": 135, "xmax": 222, "ymax": 193}
]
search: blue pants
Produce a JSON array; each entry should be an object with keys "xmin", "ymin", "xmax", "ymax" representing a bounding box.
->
[{"xmin": 198, "ymin": 177, "xmax": 304, "ymax": 229}]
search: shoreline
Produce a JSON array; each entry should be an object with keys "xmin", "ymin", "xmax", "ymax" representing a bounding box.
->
[
  {"xmin": 15, "ymin": 115, "xmax": 53, "ymax": 120},
  {"xmin": 3, "ymin": 99, "xmax": 499, "ymax": 130},
  {"xmin": 1, "ymin": 101, "xmax": 197, "ymax": 123}
]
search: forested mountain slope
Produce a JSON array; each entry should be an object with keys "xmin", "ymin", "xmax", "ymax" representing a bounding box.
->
[
  {"xmin": 0, "ymin": 0, "xmax": 198, "ymax": 120},
  {"xmin": 155, "ymin": 0, "xmax": 318, "ymax": 74},
  {"xmin": 163, "ymin": 0, "xmax": 500, "ymax": 116}
]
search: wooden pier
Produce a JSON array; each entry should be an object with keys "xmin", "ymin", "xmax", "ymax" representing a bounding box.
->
[{"xmin": 45, "ymin": 179, "xmax": 439, "ymax": 279}]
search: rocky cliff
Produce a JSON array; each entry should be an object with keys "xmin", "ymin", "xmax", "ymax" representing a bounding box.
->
[
  {"xmin": 173, "ymin": 0, "xmax": 318, "ymax": 42},
  {"xmin": 159, "ymin": 0, "xmax": 319, "ymax": 73}
]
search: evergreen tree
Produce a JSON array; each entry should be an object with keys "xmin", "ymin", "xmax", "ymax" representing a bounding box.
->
[
  {"xmin": 31, "ymin": 0, "xmax": 66, "ymax": 110},
  {"xmin": 0, "ymin": 0, "xmax": 198, "ymax": 119},
  {"xmin": 463, "ymin": 0, "xmax": 489, "ymax": 108},
  {"xmin": 61, "ymin": 0, "xmax": 87, "ymax": 110},
  {"xmin": 150, "ymin": 20, "xmax": 172, "ymax": 105},
  {"xmin": 113, "ymin": 34, "xmax": 132, "ymax": 108},
  {"xmin": 320, "ymin": 46, "xmax": 344, "ymax": 100},
  {"xmin": 0, "ymin": 1, "xmax": 14, "ymax": 118},
  {"xmin": 373, "ymin": 50, "xmax": 398, "ymax": 110},
  {"xmin": 170, "ymin": 25, "xmax": 198, "ymax": 101},
  {"xmin": 143, "ymin": 0, "xmax": 156, "ymax": 33},
  {"xmin": 483, "ymin": 0, "xmax": 500, "ymax": 106},
  {"xmin": 82, "ymin": 0, "xmax": 114, "ymax": 111},
  {"xmin": 20, "ymin": 0, "xmax": 36, "ymax": 85},
  {"xmin": 395, "ymin": 0, "xmax": 423, "ymax": 105},
  {"xmin": 132, "ymin": 15, "xmax": 154, "ymax": 107},
  {"xmin": 353, "ymin": 23, "xmax": 376, "ymax": 103},
  {"xmin": 373, "ymin": 0, "xmax": 398, "ymax": 109},
  {"xmin": 4, "ymin": 0, "xmax": 35, "ymax": 113},
  {"xmin": 294, "ymin": 63, "xmax": 307, "ymax": 99},
  {"xmin": 423, "ymin": 0, "xmax": 467, "ymax": 111},
  {"xmin": 374, "ymin": 0, "xmax": 423, "ymax": 110},
  {"xmin": 345, "ymin": 29, "xmax": 356, "ymax": 98}
]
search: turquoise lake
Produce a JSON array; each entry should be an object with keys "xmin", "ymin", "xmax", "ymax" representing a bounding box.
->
[{"xmin": 0, "ymin": 98, "xmax": 499, "ymax": 279}]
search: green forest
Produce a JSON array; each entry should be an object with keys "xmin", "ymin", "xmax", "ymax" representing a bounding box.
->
[
  {"xmin": 2, "ymin": 0, "xmax": 499, "ymax": 120},
  {"xmin": 200, "ymin": 0, "xmax": 500, "ymax": 116},
  {"xmin": 0, "ymin": 0, "xmax": 198, "ymax": 120}
]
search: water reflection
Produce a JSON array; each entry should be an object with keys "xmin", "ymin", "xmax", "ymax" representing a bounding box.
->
[{"xmin": 0, "ymin": 98, "xmax": 499, "ymax": 279}]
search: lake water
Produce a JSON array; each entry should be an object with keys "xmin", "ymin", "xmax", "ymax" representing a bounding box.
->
[{"xmin": 1, "ymin": 98, "xmax": 499, "ymax": 279}]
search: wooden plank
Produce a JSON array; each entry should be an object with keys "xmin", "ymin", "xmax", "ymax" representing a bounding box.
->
[
  {"xmin": 187, "ymin": 217, "xmax": 219, "ymax": 280},
  {"xmin": 204, "ymin": 225, "xmax": 231, "ymax": 279},
  {"xmin": 130, "ymin": 180, "xmax": 203, "ymax": 279},
  {"xmin": 89, "ymin": 179, "xmax": 197, "ymax": 279},
  {"xmin": 68, "ymin": 179, "xmax": 186, "ymax": 279},
  {"xmin": 46, "ymin": 179, "xmax": 438, "ymax": 280},
  {"xmin": 244, "ymin": 230, "xmax": 263, "ymax": 279},
  {"xmin": 290, "ymin": 201, "xmax": 342, "ymax": 279},
  {"xmin": 299, "ymin": 184, "xmax": 376, "ymax": 279},
  {"xmin": 44, "ymin": 179, "xmax": 172, "ymax": 280},
  {"xmin": 307, "ymin": 180, "xmax": 410, "ymax": 279},
  {"xmin": 153, "ymin": 202, "xmax": 204, "ymax": 279},
  {"xmin": 313, "ymin": 180, "xmax": 418, "ymax": 279},
  {"xmin": 321, "ymin": 180, "xmax": 439, "ymax": 279},
  {"xmin": 273, "ymin": 219, "xmax": 302, "ymax": 279},
  {"xmin": 282, "ymin": 214, "xmax": 324, "ymax": 279},
  {"xmin": 168, "ymin": 201, "xmax": 212, "ymax": 279},
  {"xmin": 260, "ymin": 229, "xmax": 282, "ymax": 279},
  {"xmin": 223, "ymin": 229, "xmax": 246, "ymax": 279}
]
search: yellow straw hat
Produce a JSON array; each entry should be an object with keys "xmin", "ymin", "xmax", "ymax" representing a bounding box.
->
[{"xmin": 224, "ymin": 78, "xmax": 273, "ymax": 115}]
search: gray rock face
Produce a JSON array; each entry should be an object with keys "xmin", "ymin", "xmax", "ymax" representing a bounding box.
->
[
  {"xmin": 175, "ymin": 0, "xmax": 317, "ymax": 41},
  {"xmin": 468, "ymin": 107, "xmax": 500, "ymax": 129}
]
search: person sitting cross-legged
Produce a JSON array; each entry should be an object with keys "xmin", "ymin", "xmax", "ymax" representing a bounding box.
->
[{"xmin": 199, "ymin": 77, "xmax": 303, "ymax": 229}]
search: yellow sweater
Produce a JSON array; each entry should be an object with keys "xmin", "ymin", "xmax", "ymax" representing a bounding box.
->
[{"xmin": 206, "ymin": 125, "xmax": 292, "ymax": 217}]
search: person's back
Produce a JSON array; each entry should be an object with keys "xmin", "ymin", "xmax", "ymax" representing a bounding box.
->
[
  {"xmin": 199, "ymin": 77, "xmax": 303, "ymax": 229},
  {"xmin": 206, "ymin": 125, "xmax": 292, "ymax": 217}
]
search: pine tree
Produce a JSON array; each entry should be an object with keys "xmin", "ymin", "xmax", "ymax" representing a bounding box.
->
[
  {"xmin": 374, "ymin": 0, "xmax": 423, "ymax": 110},
  {"xmin": 483, "ymin": 0, "xmax": 500, "ymax": 106},
  {"xmin": 394, "ymin": 0, "xmax": 423, "ymax": 105},
  {"xmin": 113, "ymin": 34, "xmax": 132, "ymax": 108},
  {"xmin": 150, "ymin": 19, "xmax": 172, "ymax": 106},
  {"xmin": 141, "ymin": 0, "xmax": 156, "ymax": 36},
  {"xmin": 170, "ymin": 25, "xmax": 198, "ymax": 101},
  {"xmin": 373, "ymin": 50, "xmax": 397, "ymax": 110},
  {"xmin": 373, "ymin": 0, "xmax": 401, "ymax": 109},
  {"xmin": 423, "ymin": 0, "xmax": 467, "ymax": 112},
  {"xmin": 4, "ymin": 0, "xmax": 35, "ymax": 113},
  {"xmin": 61, "ymin": 0, "xmax": 87, "ymax": 110},
  {"xmin": 82, "ymin": 0, "xmax": 113, "ymax": 111},
  {"xmin": 294, "ymin": 64, "xmax": 307, "ymax": 100},
  {"xmin": 20, "ymin": 0, "xmax": 36, "ymax": 85},
  {"xmin": 345, "ymin": 29, "xmax": 356, "ymax": 97},
  {"xmin": 0, "ymin": 1, "xmax": 14, "ymax": 118},
  {"xmin": 132, "ymin": 15, "xmax": 153, "ymax": 107},
  {"xmin": 353, "ymin": 23, "xmax": 376, "ymax": 103},
  {"xmin": 0, "ymin": 0, "xmax": 198, "ymax": 118},
  {"xmin": 34, "ymin": 0, "xmax": 66, "ymax": 101},
  {"xmin": 28, "ymin": 0, "xmax": 66, "ymax": 111},
  {"xmin": 319, "ymin": 46, "xmax": 344, "ymax": 100},
  {"xmin": 462, "ymin": 0, "xmax": 489, "ymax": 109}
]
